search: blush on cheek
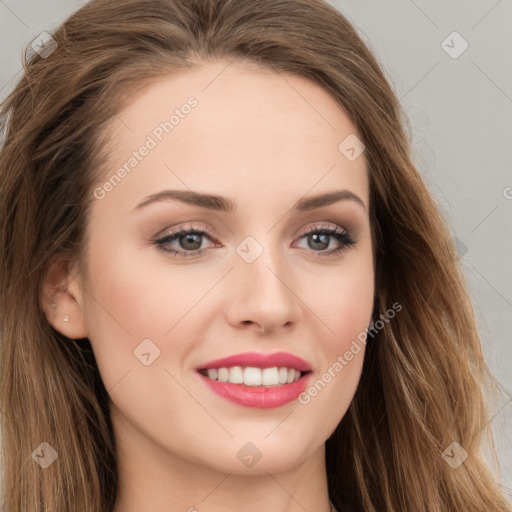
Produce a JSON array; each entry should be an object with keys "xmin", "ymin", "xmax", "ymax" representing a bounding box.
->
[{"xmin": 325, "ymin": 293, "xmax": 373, "ymax": 347}]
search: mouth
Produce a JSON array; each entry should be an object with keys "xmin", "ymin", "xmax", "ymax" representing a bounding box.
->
[
  {"xmin": 198, "ymin": 366, "xmax": 310, "ymax": 386},
  {"xmin": 196, "ymin": 352, "xmax": 313, "ymax": 408}
]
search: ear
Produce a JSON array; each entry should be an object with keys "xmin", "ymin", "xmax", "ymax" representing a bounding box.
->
[{"xmin": 40, "ymin": 251, "xmax": 89, "ymax": 339}]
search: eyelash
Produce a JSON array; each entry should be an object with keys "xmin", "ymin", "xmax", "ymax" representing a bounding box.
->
[{"xmin": 154, "ymin": 223, "xmax": 356, "ymax": 259}]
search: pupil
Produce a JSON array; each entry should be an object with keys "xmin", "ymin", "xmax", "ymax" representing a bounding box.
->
[
  {"xmin": 181, "ymin": 233, "xmax": 201, "ymax": 250},
  {"xmin": 310, "ymin": 233, "xmax": 328, "ymax": 250}
]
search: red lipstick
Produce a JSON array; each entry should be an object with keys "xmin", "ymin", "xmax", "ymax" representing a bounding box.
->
[
  {"xmin": 197, "ymin": 351, "xmax": 311, "ymax": 372},
  {"xmin": 196, "ymin": 351, "xmax": 312, "ymax": 409}
]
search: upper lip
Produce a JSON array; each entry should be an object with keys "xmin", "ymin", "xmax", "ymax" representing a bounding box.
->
[{"xmin": 197, "ymin": 351, "xmax": 312, "ymax": 372}]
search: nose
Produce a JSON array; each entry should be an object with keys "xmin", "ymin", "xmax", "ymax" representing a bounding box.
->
[{"xmin": 224, "ymin": 248, "xmax": 303, "ymax": 335}]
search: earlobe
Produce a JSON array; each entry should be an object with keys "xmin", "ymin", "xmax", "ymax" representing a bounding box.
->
[{"xmin": 40, "ymin": 252, "xmax": 89, "ymax": 339}]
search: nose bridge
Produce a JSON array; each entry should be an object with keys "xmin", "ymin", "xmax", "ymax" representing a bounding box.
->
[
  {"xmin": 226, "ymin": 233, "xmax": 302, "ymax": 332},
  {"xmin": 239, "ymin": 234, "xmax": 292, "ymax": 300}
]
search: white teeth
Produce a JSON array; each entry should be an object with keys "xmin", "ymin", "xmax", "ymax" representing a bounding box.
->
[
  {"xmin": 229, "ymin": 366, "xmax": 244, "ymax": 384},
  {"xmin": 243, "ymin": 367, "xmax": 262, "ymax": 386},
  {"xmin": 203, "ymin": 366, "xmax": 304, "ymax": 387},
  {"xmin": 218, "ymin": 368, "xmax": 229, "ymax": 383},
  {"xmin": 262, "ymin": 367, "xmax": 279, "ymax": 386}
]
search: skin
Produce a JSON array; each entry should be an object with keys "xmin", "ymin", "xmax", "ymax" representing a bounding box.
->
[{"xmin": 42, "ymin": 59, "xmax": 374, "ymax": 512}]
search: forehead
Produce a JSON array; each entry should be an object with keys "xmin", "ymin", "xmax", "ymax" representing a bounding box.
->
[{"xmin": 94, "ymin": 60, "xmax": 369, "ymax": 214}]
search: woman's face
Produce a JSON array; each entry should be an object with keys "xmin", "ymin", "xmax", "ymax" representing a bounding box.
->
[{"xmin": 64, "ymin": 60, "xmax": 374, "ymax": 474}]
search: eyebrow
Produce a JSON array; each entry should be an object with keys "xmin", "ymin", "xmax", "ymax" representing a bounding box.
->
[{"xmin": 132, "ymin": 189, "xmax": 367, "ymax": 213}]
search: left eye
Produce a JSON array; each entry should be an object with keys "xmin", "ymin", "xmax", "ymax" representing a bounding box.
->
[
  {"xmin": 294, "ymin": 226, "xmax": 355, "ymax": 255},
  {"xmin": 154, "ymin": 224, "xmax": 355, "ymax": 258}
]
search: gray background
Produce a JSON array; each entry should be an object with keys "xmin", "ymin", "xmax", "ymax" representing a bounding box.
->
[{"xmin": 1, "ymin": 0, "xmax": 511, "ymax": 501}]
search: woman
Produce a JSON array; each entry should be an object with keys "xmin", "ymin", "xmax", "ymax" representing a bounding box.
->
[{"xmin": 0, "ymin": 0, "xmax": 509, "ymax": 511}]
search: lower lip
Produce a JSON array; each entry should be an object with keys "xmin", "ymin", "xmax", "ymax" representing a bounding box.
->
[{"xmin": 198, "ymin": 372, "xmax": 311, "ymax": 409}]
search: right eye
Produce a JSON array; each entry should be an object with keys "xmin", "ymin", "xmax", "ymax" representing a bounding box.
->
[{"xmin": 154, "ymin": 224, "xmax": 219, "ymax": 257}]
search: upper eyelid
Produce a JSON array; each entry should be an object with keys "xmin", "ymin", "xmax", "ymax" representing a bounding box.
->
[{"xmin": 156, "ymin": 222, "xmax": 347, "ymax": 239}]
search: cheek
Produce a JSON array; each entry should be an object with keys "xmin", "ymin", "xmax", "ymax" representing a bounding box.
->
[
  {"xmin": 83, "ymin": 239, "xmax": 185, "ymax": 336},
  {"xmin": 80, "ymin": 238, "xmax": 216, "ymax": 388},
  {"xmin": 297, "ymin": 250, "xmax": 373, "ymax": 413},
  {"xmin": 305, "ymin": 246, "xmax": 374, "ymax": 346},
  {"xmin": 80, "ymin": 240, "xmax": 166, "ymax": 389}
]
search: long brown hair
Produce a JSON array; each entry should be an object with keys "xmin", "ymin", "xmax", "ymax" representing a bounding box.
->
[{"xmin": 0, "ymin": 0, "xmax": 510, "ymax": 510}]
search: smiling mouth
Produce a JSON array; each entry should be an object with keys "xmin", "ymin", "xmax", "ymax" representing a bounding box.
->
[{"xmin": 198, "ymin": 366, "xmax": 310, "ymax": 387}]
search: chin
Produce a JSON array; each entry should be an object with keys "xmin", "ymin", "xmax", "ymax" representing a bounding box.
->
[{"xmin": 186, "ymin": 433, "xmax": 319, "ymax": 475}]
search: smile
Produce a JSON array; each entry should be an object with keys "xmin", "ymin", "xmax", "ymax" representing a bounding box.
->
[
  {"xmin": 199, "ymin": 366, "xmax": 305, "ymax": 386},
  {"xmin": 196, "ymin": 352, "xmax": 313, "ymax": 408}
]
